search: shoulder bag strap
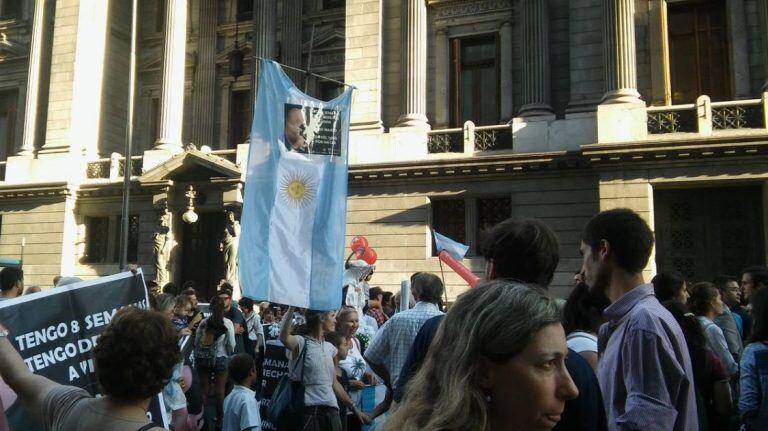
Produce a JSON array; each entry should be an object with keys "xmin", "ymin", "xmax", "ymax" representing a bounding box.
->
[
  {"xmin": 290, "ymin": 336, "xmax": 308, "ymax": 383},
  {"xmin": 137, "ymin": 424, "xmax": 156, "ymax": 431}
]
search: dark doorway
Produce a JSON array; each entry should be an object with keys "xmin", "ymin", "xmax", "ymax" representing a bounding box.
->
[
  {"xmin": 181, "ymin": 212, "xmax": 226, "ymax": 301},
  {"xmin": 654, "ymin": 185, "xmax": 765, "ymax": 281},
  {"xmin": 668, "ymin": 0, "xmax": 730, "ymax": 104}
]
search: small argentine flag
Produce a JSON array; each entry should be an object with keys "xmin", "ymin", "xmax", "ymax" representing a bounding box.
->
[
  {"xmin": 433, "ymin": 231, "xmax": 470, "ymax": 261},
  {"xmin": 238, "ymin": 60, "xmax": 354, "ymax": 310}
]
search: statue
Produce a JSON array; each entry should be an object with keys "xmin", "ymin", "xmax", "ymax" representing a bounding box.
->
[
  {"xmin": 153, "ymin": 211, "xmax": 174, "ymax": 286},
  {"xmin": 220, "ymin": 210, "xmax": 241, "ymax": 291}
]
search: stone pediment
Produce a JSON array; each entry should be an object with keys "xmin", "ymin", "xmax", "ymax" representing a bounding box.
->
[
  {"xmin": 303, "ymin": 28, "xmax": 345, "ymax": 52},
  {"xmin": 139, "ymin": 149, "xmax": 241, "ymax": 183}
]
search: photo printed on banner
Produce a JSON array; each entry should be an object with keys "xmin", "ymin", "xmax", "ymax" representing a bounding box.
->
[{"xmin": 283, "ymin": 103, "xmax": 343, "ymax": 156}]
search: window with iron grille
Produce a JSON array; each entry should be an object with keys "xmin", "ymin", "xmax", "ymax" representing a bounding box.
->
[
  {"xmin": 0, "ymin": 90, "xmax": 18, "ymax": 161},
  {"xmin": 230, "ymin": 90, "xmax": 252, "ymax": 148},
  {"xmin": 84, "ymin": 217, "xmax": 110, "ymax": 263},
  {"xmin": 114, "ymin": 215, "xmax": 140, "ymax": 263},
  {"xmin": 431, "ymin": 196, "xmax": 512, "ymax": 256},
  {"xmin": 236, "ymin": 0, "xmax": 253, "ymax": 21},
  {"xmin": 0, "ymin": 0, "xmax": 22, "ymax": 20}
]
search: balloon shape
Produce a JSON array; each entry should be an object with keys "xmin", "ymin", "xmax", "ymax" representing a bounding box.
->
[
  {"xmin": 360, "ymin": 247, "xmax": 377, "ymax": 265},
  {"xmin": 350, "ymin": 235, "xmax": 369, "ymax": 252}
]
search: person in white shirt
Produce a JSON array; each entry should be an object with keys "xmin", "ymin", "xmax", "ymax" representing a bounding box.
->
[
  {"xmin": 364, "ymin": 272, "xmax": 445, "ymax": 387},
  {"xmin": 239, "ymin": 297, "xmax": 265, "ymax": 357},
  {"xmin": 223, "ymin": 354, "xmax": 261, "ymax": 431}
]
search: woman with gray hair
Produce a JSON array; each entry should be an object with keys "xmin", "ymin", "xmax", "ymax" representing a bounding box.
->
[{"xmin": 384, "ymin": 280, "xmax": 578, "ymax": 431}]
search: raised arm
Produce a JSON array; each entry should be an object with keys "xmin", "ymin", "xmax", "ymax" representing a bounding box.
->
[
  {"xmin": 0, "ymin": 333, "xmax": 58, "ymax": 417},
  {"xmin": 279, "ymin": 306, "xmax": 300, "ymax": 355}
]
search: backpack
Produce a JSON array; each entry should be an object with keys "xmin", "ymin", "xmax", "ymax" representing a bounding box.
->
[{"xmin": 194, "ymin": 322, "xmax": 226, "ymax": 368}]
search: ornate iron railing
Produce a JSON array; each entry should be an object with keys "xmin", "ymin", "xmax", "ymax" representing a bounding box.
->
[
  {"xmin": 86, "ymin": 155, "xmax": 144, "ymax": 179},
  {"xmin": 86, "ymin": 159, "xmax": 110, "ymax": 179},
  {"xmin": 647, "ymin": 104, "xmax": 696, "ymax": 134},
  {"xmin": 427, "ymin": 127, "xmax": 463, "ymax": 153},
  {"xmin": 427, "ymin": 123, "xmax": 513, "ymax": 154},
  {"xmin": 474, "ymin": 124, "xmax": 513, "ymax": 151},
  {"xmin": 711, "ymin": 99, "xmax": 763, "ymax": 130}
]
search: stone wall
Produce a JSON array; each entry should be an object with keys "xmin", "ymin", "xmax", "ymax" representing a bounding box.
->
[
  {"xmin": 0, "ymin": 198, "xmax": 67, "ymax": 287},
  {"xmin": 348, "ymin": 169, "xmax": 600, "ymax": 300}
]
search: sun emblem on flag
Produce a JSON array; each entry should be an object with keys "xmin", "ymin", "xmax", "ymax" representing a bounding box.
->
[{"xmin": 279, "ymin": 169, "xmax": 318, "ymax": 208}]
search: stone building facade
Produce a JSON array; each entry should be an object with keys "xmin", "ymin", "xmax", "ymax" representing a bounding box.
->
[{"xmin": 0, "ymin": 0, "xmax": 767, "ymax": 300}]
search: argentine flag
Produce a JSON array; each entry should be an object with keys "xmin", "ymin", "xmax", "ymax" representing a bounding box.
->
[{"xmin": 238, "ymin": 60, "xmax": 353, "ymax": 310}]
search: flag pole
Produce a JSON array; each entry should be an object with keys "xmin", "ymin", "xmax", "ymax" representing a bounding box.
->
[{"xmin": 119, "ymin": 0, "xmax": 139, "ymax": 269}]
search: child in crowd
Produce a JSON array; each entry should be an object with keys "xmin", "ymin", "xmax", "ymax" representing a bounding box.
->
[
  {"xmin": 326, "ymin": 331, "xmax": 352, "ymax": 431},
  {"xmin": 222, "ymin": 353, "xmax": 261, "ymax": 431},
  {"xmin": 238, "ymin": 297, "xmax": 264, "ymax": 358},
  {"xmin": 172, "ymin": 294, "xmax": 194, "ymax": 336}
]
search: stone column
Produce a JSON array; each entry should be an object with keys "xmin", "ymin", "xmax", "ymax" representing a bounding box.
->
[
  {"xmin": 602, "ymin": 0, "xmax": 643, "ymax": 104},
  {"xmin": 518, "ymin": 0, "xmax": 553, "ymax": 117},
  {"xmin": 252, "ymin": 0, "xmax": 277, "ymax": 104},
  {"xmin": 155, "ymin": 0, "xmax": 188, "ymax": 152},
  {"xmin": 395, "ymin": 0, "xmax": 429, "ymax": 128},
  {"xmin": 434, "ymin": 28, "xmax": 449, "ymax": 128},
  {"xmin": 282, "ymin": 0, "xmax": 303, "ymax": 85},
  {"xmin": 499, "ymin": 21, "xmax": 513, "ymax": 121},
  {"xmin": 20, "ymin": 0, "xmax": 48, "ymax": 156},
  {"xmin": 192, "ymin": 0, "xmax": 216, "ymax": 147}
]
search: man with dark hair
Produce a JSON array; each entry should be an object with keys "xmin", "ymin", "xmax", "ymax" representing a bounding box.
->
[
  {"xmin": 0, "ymin": 308, "xmax": 177, "ymax": 430},
  {"xmin": 162, "ymin": 282, "xmax": 180, "ymax": 296},
  {"xmin": 581, "ymin": 208, "xmax": 697, "ymax": 430},
  {"xmin": 366, "ymin": 286, "xmax": 388, "ymax": 328},
  {"xmin": 363, "ymin": 272, "xmax": 444, "ymax": 388},
  {"xmin": 712, "ymin": 274, "xmax": 743, "ymax": 358},
  {"xmin": 395, "ymin": 217, "xmax": 606, "ymax": 431},
  {"xmin": 0, "ymin": 267, "xmax": 23, "ymax": 301},
  {"xmin": 219, "ymin": 286, "xmax": 246, "ymax": 353},
  {"xmin": 222, "ymin": 353, "xmax": 260, "ymax": 431},
  {"xmin": 741, "ymin": 265, "xmax": 768, "ymax": 305},
  {"xmin": 481, "ymin": 217, "xmax": 560, "ymax": 286}
]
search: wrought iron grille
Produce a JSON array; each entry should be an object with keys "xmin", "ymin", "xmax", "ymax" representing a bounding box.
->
[
  {"xmin": 476, "ymin": 197, "xmax": 511, "ymax": 253},
  {"xmin": 475, "ymin": 128, "xmax": 512, "ymax": 151},
  {"xmin": 86, "ymin": 161, "xmax": 109, "ymax": 179},
  {"xmin": 427, "ymin": 131, "xmax": 463, "ymax": 153},
  {"xmin": 118, "ymin": 158, "xmax": 144, "ymax": 177},
  {"xmin": 431, "ymin": 199, "xmax": 466, "ymax": 254},
  {"xmin": 712, "ymin": 105, "xmax": 763, "ymax": 130},
  {"xmin": 647, "ymin": 110, "xmax": 696, "ymax": 134}
]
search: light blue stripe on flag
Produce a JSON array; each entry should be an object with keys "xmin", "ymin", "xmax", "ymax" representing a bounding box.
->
[
  {"xmin": 238, "ymin": 60, "xmax": 353, "ymax": 310},
  {"xmin": 433, "ymin": 231, "xmax": 470, "ymax": 260}
]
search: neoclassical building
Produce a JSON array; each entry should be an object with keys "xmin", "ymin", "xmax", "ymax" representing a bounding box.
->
[{"xmin": 0, "ymin": 0, "xmax": 767, "ymax": 300}]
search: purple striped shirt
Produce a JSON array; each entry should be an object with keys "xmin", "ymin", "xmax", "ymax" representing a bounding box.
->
[{"xmin": 597, "ymin": 284, "xmax": 698, "ymax": 431}]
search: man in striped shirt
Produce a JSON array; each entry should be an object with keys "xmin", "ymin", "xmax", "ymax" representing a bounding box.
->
[{"xmin": 581, "ymin": 209, "xmax": 698, "ymax": 431}]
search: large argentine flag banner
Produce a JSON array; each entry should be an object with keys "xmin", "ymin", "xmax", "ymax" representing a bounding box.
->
[{"xmin": 239, "ymin": 60, "xmax": 353, "ymax": 311}]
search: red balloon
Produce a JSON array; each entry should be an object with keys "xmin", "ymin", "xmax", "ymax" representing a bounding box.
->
[
  {"xmin": 360, "ymin": 248, "xmax": 377, "ymax": 265},
  {"xmin": 350, "ymin": 235, "xmax": 369, "ymax": 252}
]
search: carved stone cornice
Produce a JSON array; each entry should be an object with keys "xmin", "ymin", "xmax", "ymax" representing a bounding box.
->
[
  {"xmin": 348, "ymin": 152, "xmax": 588, "ymax": 184},
  {"xmin": 429, "ymin": 0, "xmax": 513, "ymax": 20},
  {"xmin": 582, "ymin": 134, "xmax": 768, "ymax": 166},
  {"xmin": 0, "ymin": 181, "xmax": 72, "ymax": 200}
]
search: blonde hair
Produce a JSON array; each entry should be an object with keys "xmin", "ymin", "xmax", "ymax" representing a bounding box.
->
[{"xmin": 383, "ymin": 280, "xmax": 561, "ymax": 431}]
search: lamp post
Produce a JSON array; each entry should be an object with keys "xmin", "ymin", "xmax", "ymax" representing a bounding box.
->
[{"xmin": 118, "ymin": 0, "xmax": 139, "ymax": 269}]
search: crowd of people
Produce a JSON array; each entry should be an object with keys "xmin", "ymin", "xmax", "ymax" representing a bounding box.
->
[{"xmin": 2, "ymin": 208, "xmax": 768, "ymax": 430}]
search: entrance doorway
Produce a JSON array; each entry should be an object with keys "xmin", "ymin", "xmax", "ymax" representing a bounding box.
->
[
  {"xmin": 654, "ymin": 185, "xmax": 765, "ymax": 281},
  {"xmin": 181, "ymin": 212, "xmax": 226, "ymax": 300}
]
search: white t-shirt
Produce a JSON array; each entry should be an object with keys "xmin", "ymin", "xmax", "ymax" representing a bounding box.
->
[
  {"xmin": 338, "ymin": 337, "xmax": 366, "ymax": 412},
  {"xmin": 286, "ymin": 336, "xmax": 338, "ymax": 408},
  {"xmin": 566, "ymin": 331, "xmax": 598, "ymax": 354}
]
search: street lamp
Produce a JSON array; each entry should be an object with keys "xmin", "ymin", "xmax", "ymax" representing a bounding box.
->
[{"xmin": 182, "ymin": 185, "xmax": 198, "ymax": 224}]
